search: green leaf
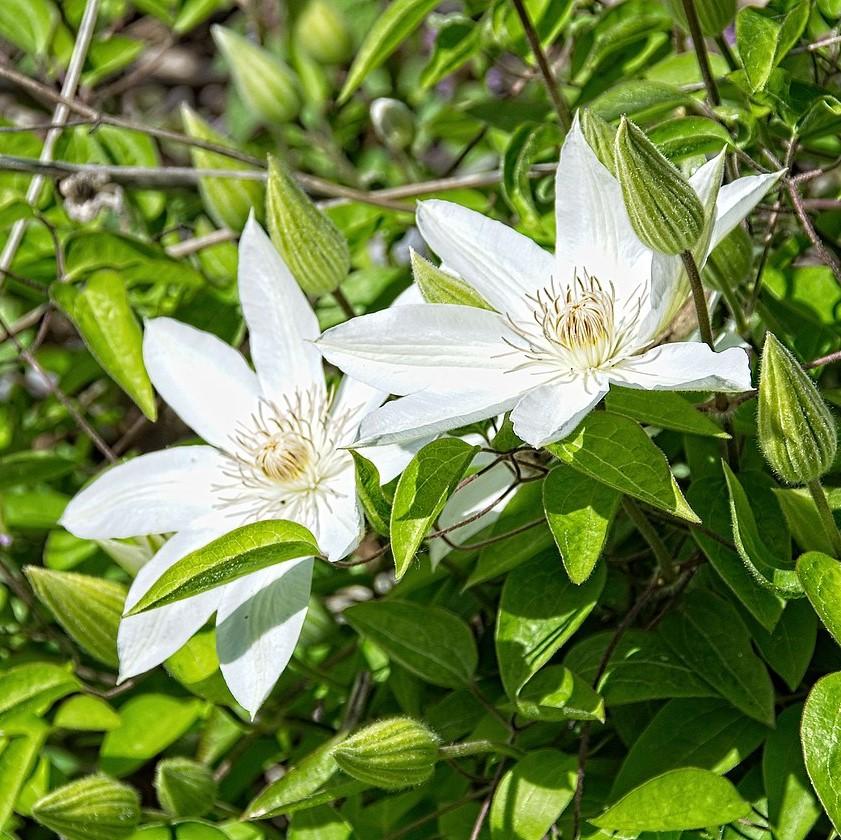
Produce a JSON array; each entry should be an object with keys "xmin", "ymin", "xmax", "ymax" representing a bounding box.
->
[
  {"xmin": 125, "ymin": 520, "xmax": 319, "ymax": 615},
  {"xmin": 515, "ymin": 665, "xmax": 605, "ymax": 722},
  {"xmin": 290, "ymin": 806, "xmax": 354, "ymax": 840},
  {"xmin": 419, "ymin": 17, "xmax": 481, "ymax": 90},
  {"xmin": 542, "ymin": 465, "xmax": 620, "ymax": 584},
  {"xmin": 350, "ymin": 450, "xmax": 392, "ymax": 536},
  {"xmin": 501, "ymin": 122, "xmax": 561, "ymax": 230},
  {"xmin": 54, "ymin": 695, "xmax": 121, "ymax": 732},
  {"xmin": 736, "ymin": 0, "xmax": 810, "ymax": 92},
  {"xmin": 591, "ymin": 768, "xmax": 750, "ymax": 830},
  {"xmin": 775, "ymin": 487, "xmax": 836, "ymax": 556},
  {"xmin": 660, "ymin": 590, "xmax": 775, "ymax": 725},
  {"xmin": 496, "ymin": 552, "xmax": 605, "ymax": 700},
  {"xmin": 0, "ymin": 450, "xmax": 76, "ymax": 489},
  {"xmin": 723, "ymin": 463, "xmax": 801, "ymax": 598},
  {"xmin": 245, "ymin": 736, "xmax": 346, "ymax": 819},
  {"xmin": 344, "ymin": 600, "xmax": 477, "ymax": 688},
  {"xmin": 747, "ymin": 598, "xmax": 816, "ymax": 692},
  {"xmin": 339, "ymin": 0, "xmax": 441, "ymax": 102},
  {"xmin": 604, "ymin": 387, "xmax": 728, "ymax": 438},
  {"xmin": 154, "ymin": 757, "xmax": 217, "ymax": 818},
  {"xmin": 647, "ymin": 116, "xmax": 732, "ymax": 162},
  {"xmin": 563, "ymin": 629, "xmax": 716, "ymax": 705},
  {"xmin": 0, "ymin": 662, "xmax": 79, "ymax": 723},
  {"xmin": 801, "ymin": 672, "xmax": 841, "ymax": 831},
  {"xmin": 25, "ymin": 567, "xmax": 125, "ymax": 667},
  {"xmin": 100, "ymin": 694, "xmax": 203, "ymax": 777},
  {"xmin": 489, "ymin": 749, "xmax": 577, "ymax": 840},
  {"xmin": 797, "ymin": 550, "xmax": 841, "ymax": 647},
  {"xmin": 0, "ymin": 718, "xmax": 49, "ymax": 826},
  {"xmin": 32, "ymin": 774, "xmax": 140, "ymax": 840},
  {"xmin": 0, "ymin": 0, "xmax": 56, "ymax": 54},
  {"xmin": 612, "ymin": 698, "xmax": 768, "ymax": 798},
  {"xmin": 52, "ymin": 270, "xmax": 157, "ymax": 420},
  {"xmin": 763, "ymin": 704, "xmax": 821, "ymax": 840},
  {"xmin": 410, "ymin": 249, "xmax": 491, "ymax": 309},
  {"xmin": 390, "ymin": 437, "xmax": 479, "ymax": 579},
  {"xmin": 546, "ymin": 412, "xmax": 698, "ymax": 523}
]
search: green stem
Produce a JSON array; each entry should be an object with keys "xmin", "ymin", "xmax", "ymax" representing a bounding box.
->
[
  {"xmin": 680, "ymin": 0, "xmax": 721, "ymax": 106},
  {"xmin": 622, "ymin": 498, "xmax": 676, "ymax": 582},
  {"xmin": 439, "ymin": 740, "xmax": 525, "ymax": 761},
  {"xmin": 807, "ymin": 479, "xmax": 841, "ymax": 559}
]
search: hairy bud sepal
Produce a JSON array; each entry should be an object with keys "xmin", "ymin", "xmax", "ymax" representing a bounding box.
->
[
  {"xmin": 266, "ymin": 155, "xmax": 350, "ymax": 296},
  {"xmin": 615, "ymin": 117, "xmax": 704, "ymax": 255},
  {"xmin": 758, "ymin": 333, "xmax": 837, "ymax": 485},
  {"xmin": 333, "ymin": 717, "xmax": 439, "ymax": 790},
  {"xmin": 580, "ymin": 109, "xmax": 616, "ymax": 174}
]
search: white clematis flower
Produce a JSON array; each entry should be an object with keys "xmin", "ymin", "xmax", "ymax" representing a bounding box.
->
[
  {"xmin": 60, "ymin": 216, "xmax": 416, "ymax": 717},
  {"xmin": 316, "ymin": 115, "xmax": 783, "ymax": 449}
]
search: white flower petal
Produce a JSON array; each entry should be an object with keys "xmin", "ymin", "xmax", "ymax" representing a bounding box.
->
[
  {"xmin": 554, "ymin": 114, "xmax": 650, "ymax": 298},
  {"xmin": 316, "ymin": 304, "xmax": 513, "ymax": 396},
  {"xmin": 143, "ymin": 318, "xmax": 261, "ymax": 449},
  {"xmin": 216, "ymin": 557, "xmax": 313, "ymax": 717},
  {"xmin": 511, "ymin": 376, "xmax": 608, "ymax": 448},
  {"xmin": 609, "ymin": 342, "xmax": 752, "ymax": 391},
  {"xmin": 708, "ymin": 170, "xmax": 785, "ymax": 253},
  {"xmin": 356, "ymin": 386, "xmax": 527, "ymax": 447},
  {"xmin": 117, "ymin": 528, "xmax": 227, "ymax": 680},
  {"xmin": 311, "ymin": 463, "xmax": 364, "ymax": 561},
  {"xmin": 416, "ymin": 200, "xmax": 554, "ymax": 317},
  {"xmin": 60, "ymin": 447, "xmax": 226, "ymax": 540},
  {"xmin": 238, "ymin": 216, "xmax": 325, "ymax": 401},
  {"xmin": 356, "ymin": 437, "xmax": 430, "ymax": 483},
  {"xmin": 332, "ymin": 375, "xmax": 386, "ymax": 443},
  {"xmin": 428, "ymin": 461, "xmax": 514, "ymax": 569}
]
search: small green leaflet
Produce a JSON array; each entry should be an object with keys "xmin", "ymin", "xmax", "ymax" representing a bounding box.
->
[
  {"xmin": 339, "ymin": 0, "xmax": 441, "ymax": 102},
  {"xmin": 542, "ymin": 465, "xmax": 620, "ymax": 584},
  {"xmin": 390, "ymin": 437, "xmax": 479, "ymax": 579},
  {"xmin": 125, "ymin": 520, "xmax": 319, "ymax": 615},
  {"xmin": 350, "ymin": 450, "xmax": 392, "ymax": 536},
  {"xmin": 344, "ymin": 600, "xmax": 477, "ymax": 689},
  {"xmin": 797, "ymin": 550, "xmax": 841, "ymax": 647},
  {"xmin": 591, "ymin": 768, "xmax": 750, "ymax": 830},
  {"xmin": 801, "ymin": 672, "xmax": 841, "ymax": 831},
  {"xmin": 410, "ymin": 250, "xmax": 491, "ymax": 309},
  {"xmin": 546, "ymin": 412, "xmax": 699, "ymax": 523},
  {"xmin": 0, "ymin": 451, "xmax": 76, "ymax": 490},
  {"xmin": 52, "ymin": 270, "xmax": 157, "ymax": 421},
  {"xmin": 604, "ymin": 386, "xmax": 728, "ymax": 438}
]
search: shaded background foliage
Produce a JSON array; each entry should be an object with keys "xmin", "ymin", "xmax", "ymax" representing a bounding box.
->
[{"xmin": 1, "ymin": 0, "xmax": 841, "ymax": 836}]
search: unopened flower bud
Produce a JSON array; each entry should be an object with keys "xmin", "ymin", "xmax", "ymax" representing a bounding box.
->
[
  {"xmin": 212, "ymin": 25, "xmax": 300, "ymax": 126},
  {"xmin": 667, "ymin": 0, "xmax": 735, "ymax": 36},
  {"xmin": 333, "ymin": 717, "xmax": 439, "ymax": 790},
  {"xmin": 615, "ymin": 116, "xmax": 705, "ymax": 255},
  {"xmin": 371, "ymin": 98, "xmax": 416, "ymax": 151},
  {"xmin": 296, "ymin": 0, "xmax": 353, "ymax": 65},
  {"xmin": 181, "ymin": 104, "xmax": 264, "ymax": 232},
  {"xmin": 580, "ymin": 109, "xmax": 616, "ymax": 174},
  {"xmin": 266, "ymin": 155, "xmax": 350, "ymax": 296},
  {"xmin": 32, "ymin": 775, "xmax": 140, "ymax": 840},
  {"xmin": 758, "ymin": 333, "xmax": 837, "ymax": 485},
  {"xmin": 154, "ymin": 757, "xmax": 217, "ymax": 818}
]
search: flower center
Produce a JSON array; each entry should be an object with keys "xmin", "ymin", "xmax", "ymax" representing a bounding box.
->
[
  {"xmin": 502, "ymin": 271, "xmax": 637, "ymax": 376},
  {"xmin": 213, "ymin": 388, "xmax": 358, "ymax": 526}
]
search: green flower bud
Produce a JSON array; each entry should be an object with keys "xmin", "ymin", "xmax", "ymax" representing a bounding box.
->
[
  {"xmin": 295, "ymin": 0, "xmax": 353, "ymax": 65},
  {"xmin": 154, "ymin": 757, "xmax": 217, "ymax": 818},
  {"xmin": 580, "ymin": 109, "xmax": 616, "ymax": 174},
  {"xmin": 667, "ymin": 0, "xmax": 735, "ymax": 36},
  {"xmin": 212, "ymin": 25, "xmax": 300, "ymax": 126},
  {"xmin": 266, "ymin": 155, "xmax": 350, "ymax": 296},
  {"xmin": 758, "ymin": 333, "xmax": 837, "ymax": 485},
  {"xmin": 370, "ymin": 98, "xmax": 416, "ymax": 151},
  {"xmin": 333, "ymin": 717, "xmax": 439, "ymax": 790},
  {"xmin": 25, "ymin": 567, "xmax": 125, "ymax": 667},
  {"xmin": 32, "ymin": 775, "xmax": 140, "ymax": 840},
  {"xmin": 181, "ymin": 104, "xmax": 264, "ymax": 232},
  {"xmin": 615, "ymin": 117, "xmax": 705, "ymax": 255}
]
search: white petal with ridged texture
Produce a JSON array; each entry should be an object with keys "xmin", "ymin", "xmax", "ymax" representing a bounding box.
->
[
  {"xmin": 317, "ymin": 304, "xmax": 515, "ymax": 396},
  {"xmin": 511, "ymin": 376, "xmax": 608, "ymax": 448},
  {"xmin": 416, "ymin": 200, "xmax": 554, "ymax": 318},
  {"xmin": 60, "ymin": 447, "xmax": 226, "ymax": 540},
  {"xmin": 216, "ymin": 557, "xmax": 312, "ymax": 717},
  {"xmin": 238, "ymin": 216, "xmax": 325, "ymax": 402},
  {"xmin": 143, "ymin": 318, "xmax": 261, "ymax": 450},
  {"xmin": 609, "ymin": 342, "xmax": 752, "ymax": 392}
]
